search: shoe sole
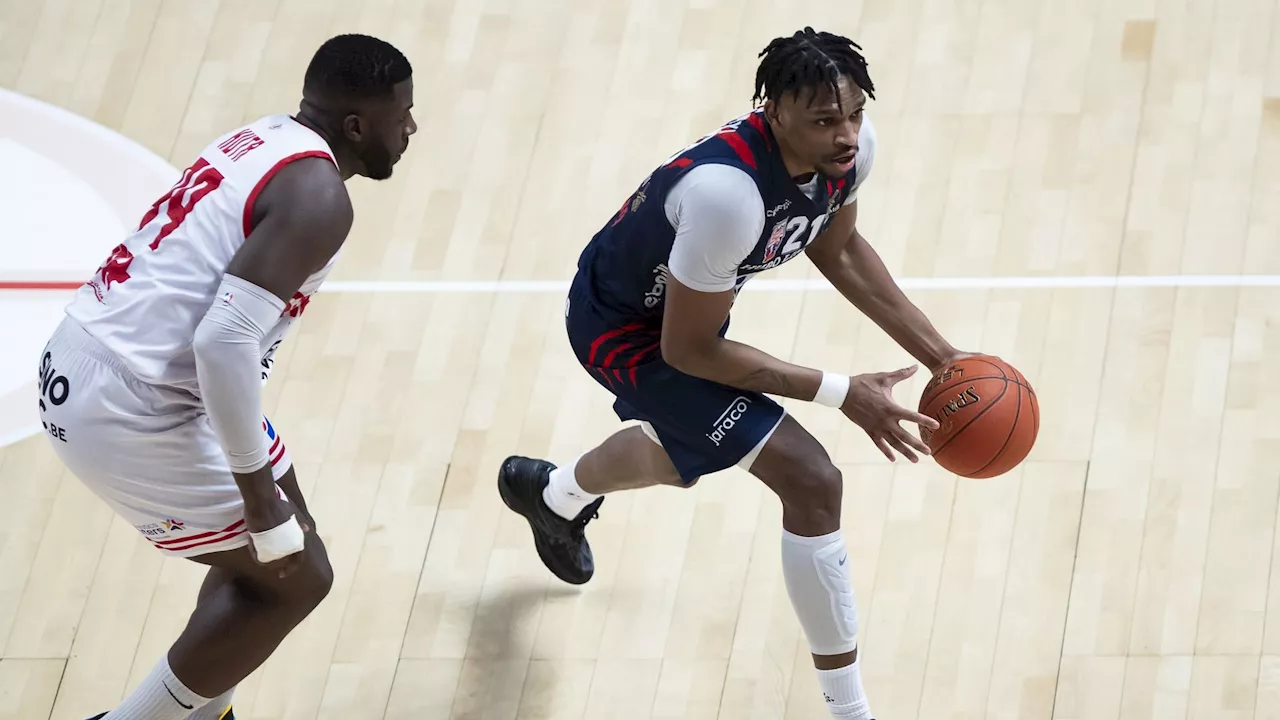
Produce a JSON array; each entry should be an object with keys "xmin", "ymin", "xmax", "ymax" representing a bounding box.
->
[{"xmin": 497, "ymin": 457, "xmax": 591, "ymax": 585}]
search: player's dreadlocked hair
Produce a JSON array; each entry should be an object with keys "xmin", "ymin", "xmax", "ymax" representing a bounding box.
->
[
  {"xmin": 303, "ymin": 33, "xmax": 412, "ymax": 100},
  {"xmin": 752, "ymin": 28, "xmax": 874, "ymax": 109}
]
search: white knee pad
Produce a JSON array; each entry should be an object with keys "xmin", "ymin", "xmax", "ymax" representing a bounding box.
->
[{"xmin": 780, "ymin": 529, "xmax": 859, "ymax": 656}]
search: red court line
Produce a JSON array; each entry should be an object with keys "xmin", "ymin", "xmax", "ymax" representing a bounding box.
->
[{"xmin": 0, "ymin": 281, "xmax": 80, "ymax": 290}]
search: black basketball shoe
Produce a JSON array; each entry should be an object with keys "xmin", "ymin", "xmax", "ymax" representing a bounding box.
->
[{"xmin": 498, "ymin": 455, "xmax": 603, "ymax": 585}]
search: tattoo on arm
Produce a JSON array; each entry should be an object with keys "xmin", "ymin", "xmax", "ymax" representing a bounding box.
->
[{"xmin": 737, "ymin": 366, "xmax": 797, "ymax": 396}]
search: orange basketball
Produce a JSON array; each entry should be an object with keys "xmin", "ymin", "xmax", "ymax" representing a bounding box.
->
[{"xmin": 917, "ymin": 355, "xmax": 1038, "ymax": 479}]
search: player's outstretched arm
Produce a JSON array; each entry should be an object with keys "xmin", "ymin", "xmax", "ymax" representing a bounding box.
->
[
  {"xmin": 659, "ymin": 164, "xmax": 837, "ymax": 402},
  {"xmin": 805, "ymin": 199, "xmax": 969, "ymax": 374},
  {"xmin": 661, "ymin": 278, "xmax": 823, "ymax": 400},
  {"xmin": 657, "ymin": 163, "xmax": 936, "ymax": 459},
  {"xmin": 660, "ymin": 278, "xmax": 938, "ymax": 461},
  {"xmin": 192, "ymin": 157, "xmax": 352, "ymax": 573}
]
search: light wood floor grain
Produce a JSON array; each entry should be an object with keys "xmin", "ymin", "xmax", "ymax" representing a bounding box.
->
[{"xmin": 3, "ymin": 0, "xmax": 1280, "ymax": 717}]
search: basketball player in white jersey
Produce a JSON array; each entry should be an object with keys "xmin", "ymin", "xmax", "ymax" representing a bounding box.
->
[{"xmin": 36, "ymin": 34, "xmax": 416, "ymax": 720}]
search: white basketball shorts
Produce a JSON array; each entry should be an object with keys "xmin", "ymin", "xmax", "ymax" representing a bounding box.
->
[{"xmin": 36, "ymin": 317, "xmax": 293, "ymax": 558}]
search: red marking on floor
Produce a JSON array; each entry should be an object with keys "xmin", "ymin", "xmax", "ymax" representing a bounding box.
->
[{"xmin": 0, "ymin": 281, "xmax": 79, "ymax": 290}]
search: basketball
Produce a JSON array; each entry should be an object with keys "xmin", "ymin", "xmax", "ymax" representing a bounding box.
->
[{"xmin": 917, "ymin": 355, "xmax": 1038, "ymax": 478}]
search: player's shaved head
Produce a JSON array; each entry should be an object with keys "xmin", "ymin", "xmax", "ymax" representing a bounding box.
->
[
  {"xmin": 302, "ymin": 33, "xmax": 412, "ymax": 102},
  {"xmin": 297, "ymin": 33, "xmax": 417, "ymax": 181},
  {"xmin": 753, "ymin": 27, "xmax": 874, "ymax": 111}
]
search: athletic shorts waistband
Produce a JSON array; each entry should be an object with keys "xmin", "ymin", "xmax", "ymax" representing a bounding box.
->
[{"xmin": 52, "ymin": 317, "xmax": 141, "ymax": 379}]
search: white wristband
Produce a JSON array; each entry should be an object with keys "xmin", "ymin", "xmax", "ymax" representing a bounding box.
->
[
  {"xmin": 249, "ymin": 514, "xmax": 305, "ymax": 563},
  {"xmin": 813, "ymin": 372, "xmax": 849, "ymax": 408}
]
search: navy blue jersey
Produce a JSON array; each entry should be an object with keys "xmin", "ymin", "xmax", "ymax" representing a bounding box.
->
[{"xmin": 575, "ymin": 108, "xmax": 860, "ymax": 328}]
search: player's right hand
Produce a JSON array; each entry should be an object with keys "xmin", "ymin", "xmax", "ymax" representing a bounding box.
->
[{"xmin": 842, "ymin": 365, "xmax": 940, "ymax": 463}]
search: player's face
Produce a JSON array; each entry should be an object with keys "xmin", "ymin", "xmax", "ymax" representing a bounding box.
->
[
  {"xmin": 355, "ymin": 79, "xmax": 417, "ymax": 180},
  {"xmin": 767, "ymin": 75, "xmax": 866, "ymax": 181}
]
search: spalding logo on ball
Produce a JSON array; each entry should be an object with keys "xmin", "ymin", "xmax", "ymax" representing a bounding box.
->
[{"xmin": 918, "ymin": 355, "xmax": 1039, "ymax": 479}]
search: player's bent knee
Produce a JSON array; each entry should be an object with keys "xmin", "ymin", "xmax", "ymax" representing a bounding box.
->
[
  {"xmin": 750, "ymin": 419, "xmax": 844, "ymax": 533},
  {"xmin": 193, "ymin": 532, "xmax": 334, "ymax": 612},
  {"xmin": 775, "ymin": 459, "xmax": 842, "ymax": 523},
  {"xmin": 286, "ymin": 538, "xmax": 335, "ymax": 610}
]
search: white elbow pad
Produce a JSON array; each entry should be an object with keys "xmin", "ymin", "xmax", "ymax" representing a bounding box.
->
[{"xmin": 193, "ymin": 274, "xmax": 286, "ymax": 473}]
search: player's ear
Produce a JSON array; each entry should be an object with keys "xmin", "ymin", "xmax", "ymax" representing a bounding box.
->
[
  {"xmin": 341, "ymin": 114, "xmax": 363, "ymax": 142},
  {"xmin": 762, "ymin": 99, "xmax": 781, "ymax": 127}
]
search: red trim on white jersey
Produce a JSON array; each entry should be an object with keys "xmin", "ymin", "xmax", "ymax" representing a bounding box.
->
[
  {"xmin": 148, "ymin": 520, "xmax": 247, "ymax": 552},
  {"xmin": 269, "ymin": 435, "xmax": 287, "ymax": 467},
  {"xmin": 241, "ymin": 150, "xmax": 335, "ymax": 237}
]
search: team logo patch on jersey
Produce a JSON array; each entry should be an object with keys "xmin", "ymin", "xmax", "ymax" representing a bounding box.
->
[
  {"xmin": 827, "ymin": 178, "xmax": 849, "ymax": 216},
  {"xmin": 87, "ymin": 243, "xmax": 135, "ymax": 302},
  {"xmin": 762, "ymin": 219, "xmax": 788, "ymax": 263},
  {"xmin": 611, "ymin": 176, "xmax": 652, "ymax": 227}
]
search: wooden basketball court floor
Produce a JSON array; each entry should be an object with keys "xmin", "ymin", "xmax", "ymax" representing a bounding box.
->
[{"xmin": 4, "ymin": 0, "xmax": 1280, "ymax": 717}]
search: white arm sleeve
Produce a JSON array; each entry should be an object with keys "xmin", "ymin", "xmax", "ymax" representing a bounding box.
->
[
  {"xmin": 842, "ymin": 114, "xmax": 877, "ymax": 207},
  {"xmin": 192, "ymin": 274, "xmax": 286, "ymax": 473},
  {"xmin": 664, "ymin": 163, "xmax": 766, "ymax": 292}
]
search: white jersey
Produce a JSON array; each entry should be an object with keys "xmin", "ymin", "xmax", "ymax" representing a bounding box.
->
[{"xmin": 66, "ymin": 114, "xmax": 339, "ymax": 397}]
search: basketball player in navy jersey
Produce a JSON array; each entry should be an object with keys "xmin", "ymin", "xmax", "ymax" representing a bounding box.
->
[{"xmin": 498, "ymin": 28, "xmax": 975, "ymax": 719}]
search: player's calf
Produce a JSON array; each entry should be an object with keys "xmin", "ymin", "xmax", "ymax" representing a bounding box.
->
[
  {"xmin": 96, "ymin": 533, "xmax": 332, "ymax": 720},
  {"xmin": 749, "ymin": 415, "xmax": 873, "ymax": 720},
  {"xmin": 571, "ymin": 424, "xmax": 689, "ymax": 496},
  {"xmin": 170, "ymin": 533, "xmax": 335, "ymax": 694}
]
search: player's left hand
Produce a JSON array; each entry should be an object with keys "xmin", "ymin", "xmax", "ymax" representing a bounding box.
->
[{"xmin": 842, "ymin": 365, "xmax": 940, "ymax": 463}]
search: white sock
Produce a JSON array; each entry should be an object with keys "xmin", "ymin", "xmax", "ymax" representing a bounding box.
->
[
  {"xmin": 541, "ymin": 455, "xmax": 600, "ymax": 521},
  {"xmin": 186, "ymin": 687, "xmax": 234, "ymax": 720},
  {"xmin": 103, "ymin": 654, "xmax": 213, "ymax": 720},
  {"xmin": 817, "ymin": 659, "xmax": 871, "ymax": 719}
]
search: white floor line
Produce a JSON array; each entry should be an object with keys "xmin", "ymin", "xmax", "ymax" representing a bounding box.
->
[
  {"xmin": 317, "ymin": 274, "xmax": 1280, "ymax": 293},
  {"xmin": 4, "ymin": 274, "xmax": 1280, "ymax": 295}
]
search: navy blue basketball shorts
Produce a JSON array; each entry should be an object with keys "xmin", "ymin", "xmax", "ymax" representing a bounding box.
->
[{"xmin": 565, "ymin": 276, "xmax": 786, "ymax": 484}]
